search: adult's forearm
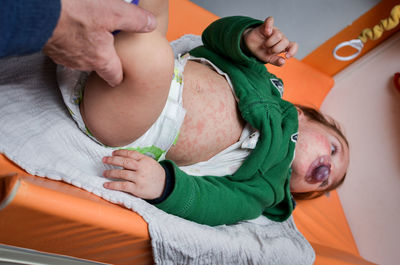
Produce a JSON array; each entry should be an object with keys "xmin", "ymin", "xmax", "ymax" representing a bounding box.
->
[{"xmin": 0, "ymin": 0, "xmax": 61, "ymax": 58}]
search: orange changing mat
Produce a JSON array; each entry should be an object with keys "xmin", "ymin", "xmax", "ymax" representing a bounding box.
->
[{"xmin": 0, "ymin": 0, "xmax": 375, "ymax": 264}]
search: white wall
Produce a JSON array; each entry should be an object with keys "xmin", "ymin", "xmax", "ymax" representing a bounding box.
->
[{"xmin": 321, "ymin": 31, "xmax": 400, "ymax": 265}]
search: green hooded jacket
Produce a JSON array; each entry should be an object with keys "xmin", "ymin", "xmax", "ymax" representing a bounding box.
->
[{"xmin": 157, "ymin": 16, "xmax": 299, "ymax": 226}]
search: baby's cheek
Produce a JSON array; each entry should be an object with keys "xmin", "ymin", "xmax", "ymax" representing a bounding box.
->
[
  {"xmin": 293, "ymin": 145, "xmax": 310, "ymax": 173},
  {"xmin": 298, "ymin": 159, "xmax": 310, "ymax": 173},
  {"xmin": 295, "ymin": 139, "xmax": 309, "ymax": 153},
  {"xmin": 314, "ymin": 133, "xmax": 331, "ymax": 152},
  {"xmin": 303, "ymin": 130, "xmax": 330, "ymax": 152}
]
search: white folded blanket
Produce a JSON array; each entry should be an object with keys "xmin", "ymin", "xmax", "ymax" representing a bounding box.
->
[{"xmin": 0, "ymin": 35, "xmax": 314, "ymax": 265}]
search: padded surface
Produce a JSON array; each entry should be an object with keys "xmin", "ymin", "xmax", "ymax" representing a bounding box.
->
[
  {"xmin": 0, "ymin": 155, "xmax": 152, "ymax": 265},
  {"xmin": 0, "ymin": 0, "xmax": 371, "ymax": 264}
]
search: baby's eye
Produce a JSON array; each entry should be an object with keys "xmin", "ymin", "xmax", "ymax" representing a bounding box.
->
[{"xmin": 330, "ymin": 144, "xmax": 337, "ymax": 155}]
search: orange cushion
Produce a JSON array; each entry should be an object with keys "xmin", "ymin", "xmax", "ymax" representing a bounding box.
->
[{"xmin": 0, "ymin": 154, "xmax": 152, "ymax": 264}]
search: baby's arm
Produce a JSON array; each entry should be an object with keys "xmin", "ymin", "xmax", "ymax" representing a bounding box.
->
[
  {"xmin": 196, "ymin": 16, "xmax": 297, "ymax": 68},
  {"xmin": 102, "ymin": 149, "xmax": 275, "ymax": 226},
  {"xmin": 242, "ymin": 17, "xmax": 298, "ymax": 66}
]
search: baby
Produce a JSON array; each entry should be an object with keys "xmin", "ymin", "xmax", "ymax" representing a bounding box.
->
[{"xmin": 62, "ymin": 0, "xmax": 349, "ymax": 226}]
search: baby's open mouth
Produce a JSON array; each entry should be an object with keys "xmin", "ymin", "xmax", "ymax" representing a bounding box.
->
[{"xmin": 305, "ymin": 156, "xmax": 331, "ymax": 184}]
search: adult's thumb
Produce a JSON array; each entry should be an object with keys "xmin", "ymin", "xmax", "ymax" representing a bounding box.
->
[
  {"xmin": 115, "ymin": 3, "xmax": 157, "ymax": 33},
  {"xmin": 96, "ymin": 47, "xmax": 123, "ymax": 87}
]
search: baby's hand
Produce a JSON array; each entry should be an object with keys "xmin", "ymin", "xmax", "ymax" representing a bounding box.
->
[
  {"xmin": 102, "ymin": 150, "xmax": 166, "ymax": 200},
  {"xmin": 243, "ymin": 17, "xmax": 298, "ymax": 66}
]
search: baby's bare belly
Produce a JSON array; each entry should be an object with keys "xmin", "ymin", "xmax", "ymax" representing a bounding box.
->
[{"xmin": 166, "ymin": 60, "xmax": 245, "ymax": 166}]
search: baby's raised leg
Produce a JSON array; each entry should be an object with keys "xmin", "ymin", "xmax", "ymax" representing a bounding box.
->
[
  {"xmin": 139, "ymin": 0, "xmax": 169, "ymax": 35},
  {"xmin": 81, "ymin": 0, "xmax": 173, "ymax": 147}
]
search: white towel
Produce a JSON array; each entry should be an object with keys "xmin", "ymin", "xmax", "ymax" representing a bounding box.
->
[{"xmin": 0, "ymin": 35, "xmax": 315, "ymax": 265}]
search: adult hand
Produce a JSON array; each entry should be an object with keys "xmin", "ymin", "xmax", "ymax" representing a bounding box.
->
[{"xmin": 43, "ymin": 0, "xmax": 157, "ymax": 87}]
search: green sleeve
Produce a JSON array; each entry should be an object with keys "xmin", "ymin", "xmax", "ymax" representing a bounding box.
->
[
  {"xmin": 191, "ymin": 16, "xmax": 264, "ymax": 69},
  {"xmin": 157, "ymin": 160, "xmax": 275, "ymax": 226}
]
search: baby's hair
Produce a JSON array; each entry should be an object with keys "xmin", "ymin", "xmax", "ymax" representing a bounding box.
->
[{"xmin": 292, "ymin": 104, "xmax": 349, "ymax": 200}]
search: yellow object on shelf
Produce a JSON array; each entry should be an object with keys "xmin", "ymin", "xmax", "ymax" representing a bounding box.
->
[
  {"xmin": 358, "ymin": 4, "xmax": 400, "ymax": 42},
  {"xmin": 333, "ymin": 4, "xmax": 400, "ymax": 61}
]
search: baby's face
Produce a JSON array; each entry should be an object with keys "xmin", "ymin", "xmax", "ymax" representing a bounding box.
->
[{"xmin": 290, "ymin": 110, "xmax": 349, "ymax": 193}]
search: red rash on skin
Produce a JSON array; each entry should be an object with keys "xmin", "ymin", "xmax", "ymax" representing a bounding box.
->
[
  {"xmin": 166, "ymin": 61, "xmax": 244, "ymax": 166},
  {"xmin": 195, "ymin": 120, "xmax": 205, "ymax": 135}
]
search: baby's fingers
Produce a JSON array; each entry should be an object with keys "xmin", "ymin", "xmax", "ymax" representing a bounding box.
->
[
  {"xmin": 268, "ymin": 37, "xmax": 289, "ymax": 55},
  {"xmin": 112, "ymin": 149, "xmax": 145, "ymax": 160},
  {"xmin": 103, "ymin": 180, "xmax": 137, "ymax": 195},
  {"xmin": 103, "ymin": 168, "xmax": 136, "ymax": 181},
  {"xmin": 267, "ymin": 55, "xmax": 286, "ymax": 67},
  {"xmin": 103, "ymin": 168, "xmax": 138, "ymax": 195},
  {"xmin": 103, "ymin": 154, "xmax": 139, "ymax": 170},
  {"xmin": 285, "ymin": 41, "xmax": 298, "ymax": 59},
  {"xmin": 264, "ymin": 29, "xmax": 284, "ymax": 50},
  {"xmin": 263, "ymin": 17, "xmax": 274, "ymax": 36}
]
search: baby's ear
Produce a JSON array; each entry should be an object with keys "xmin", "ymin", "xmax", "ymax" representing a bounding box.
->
[
  {"xmin": 296, "ymin": 107, "xmax": 304, "ymax": 117},
  {"xmin": 296, "ymin": 107, "xmax": 307, "ymax": 124}
]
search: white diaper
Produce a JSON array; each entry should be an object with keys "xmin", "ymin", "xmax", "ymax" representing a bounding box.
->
[{"xmin": 57, "ymin": 55, "xmax": 189, "ymax": 161}]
